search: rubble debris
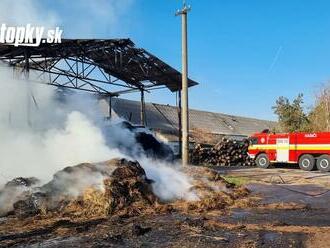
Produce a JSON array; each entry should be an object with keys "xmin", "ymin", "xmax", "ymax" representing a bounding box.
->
[
  {"xmin": 135, "ymin": 132, "xmax": 174, "ymax": 161},
  {"xmin": 4, "ymin": 177, "xmax": 40, "ymax": 188},
  {"xmin": 190, "ymin": 138, "xmax": 255, "ymax": 166},
  {"xmin": 182, "ymin": 217, "xmax": 206, "ymax": 228},
  {"xmin": 102, "ymin": 234, "xmax": 124, "ymax": 244},
  {"xmin": 118, "ymin": 121, "xmax": 174, "ymax": 161},
  {"xmin": 131, "ymin": 224, "xmax": 152, "ymax": 236},
  {"xmin": 0, "ymin": 177, "xmax": 40, "ymax": 217},
  {"xmin": 13, "ymin": 192, "xmax": 48, "ymax": 218},
  {"xmin": 0, "ymin": 218, "xmax": 105, "ymax": 243}
]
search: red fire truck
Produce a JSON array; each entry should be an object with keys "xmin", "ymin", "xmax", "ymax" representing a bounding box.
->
[{"xmin": 248, "ymin": 131, "xmax": 330, "ymax": 172}]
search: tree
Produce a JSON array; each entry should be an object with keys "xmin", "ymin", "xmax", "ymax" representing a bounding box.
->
[
  {"xmin": 309, "ymin": 83, "xmax": 330, "ymax": 132},
  {"xmin": 272, "ymin": 94, "xmax": 309, "ymax": 132}
]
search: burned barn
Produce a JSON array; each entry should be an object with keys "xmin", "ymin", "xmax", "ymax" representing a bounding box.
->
[
  {"xmin": 0, "ymin": 38, "xmax": 275, "ymax": 164},
  {"xmin": 0, "ymin": 39, "xmax": 197, "ymax": 101},
  {"xmin": 0, "ymin": 39, "xmax": 274, "ymax": 151},
  {"xmin": 99, "ymin": 98, "xmax": 276, "ymax": 153}
]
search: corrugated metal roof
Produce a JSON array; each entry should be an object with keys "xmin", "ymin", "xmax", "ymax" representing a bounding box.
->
[{"xmin": 99, "ymin": 98, "xmax": 276, "ymax": 137}]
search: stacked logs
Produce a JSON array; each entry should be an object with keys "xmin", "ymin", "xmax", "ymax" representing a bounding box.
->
[{"xmin": 190, "ymin": 138, "xmax": 255, "ymax": 166}]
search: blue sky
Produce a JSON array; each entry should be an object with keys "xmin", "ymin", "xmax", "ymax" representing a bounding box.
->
[{"xmin": 7, "ymin": 0, "xmax": 330, "ymax": 120}]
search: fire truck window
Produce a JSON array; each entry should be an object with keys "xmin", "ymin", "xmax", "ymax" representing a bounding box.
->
[{"xmin": 250, "ymin": 138, "xmax": 258, "ymax": 145}]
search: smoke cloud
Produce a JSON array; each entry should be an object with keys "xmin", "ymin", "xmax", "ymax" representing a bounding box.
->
[
  {"xmin": 0, "ymin": 0, "xmax": 135, "ymax": 38},
  {"xmin": 0, "ymin": 0, "xmax": 58, "ymax": 29},
  {"xmin": 58, "ymin": 0, "xmax": 135, "ymax": 37},
  {"xmin": 141, "ymin": 159, "xmax": 198, "ymax": 201},
  {"xmin": 0, "ymin": 65, "xmax": 123, "ymax": 185},
  {"xmin": 0, "ymin": 64, "xmax": 195, "ymax": 204}
]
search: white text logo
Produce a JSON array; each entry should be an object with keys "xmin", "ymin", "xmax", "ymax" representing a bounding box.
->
[
  {"xmin": 304, "ymin": 133, "xmax": 317, "ymax": 138},
  {"xmin": 0, "ymin": 24, "xmax": 63, "ymax": 47}
]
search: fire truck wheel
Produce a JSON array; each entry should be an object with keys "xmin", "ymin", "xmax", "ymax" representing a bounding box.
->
[
  {"xmin": 255, "ymin": 154, "xmax": 270, "ymax": 168},
  {"xmin": 316, "ymin": 155, "xmax": 330, "ymax": 172},
  {"xmin": 299, "ymin": 154, "xmax": 315, "ymax": 171}
]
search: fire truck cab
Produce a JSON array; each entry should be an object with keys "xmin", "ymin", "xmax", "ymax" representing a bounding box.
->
[{"xmin": 248, "ymin": 131, "xmax": 330, "ymax": 172}]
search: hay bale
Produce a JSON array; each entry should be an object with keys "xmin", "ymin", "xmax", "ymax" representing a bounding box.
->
[
  {"xmin": 10, "ymin": 159, "xmax": 157, "ymax": 218},
  {"xmin": 104, "ymin": 159, "xmax": 157, "ymax": 215},
  {"xmin": 62, "ymin": 188, "xmax": 109, "ymax": 217}
]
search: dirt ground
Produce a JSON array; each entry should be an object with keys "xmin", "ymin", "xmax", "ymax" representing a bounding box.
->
[
  {"xmin": 1, "ymin": 165, "xmax": 330, "ymax": 248},
  {"xmin": 216, "ymin": 164, "xmax": 330, "ymax": 248}
]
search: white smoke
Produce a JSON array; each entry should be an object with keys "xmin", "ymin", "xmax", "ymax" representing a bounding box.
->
[
  {"xmin": 141, "ymin": 159, "xmax": 198, "ymax": 201},
  {"xmin": 0, "ymin": 65, "xmax": 123, "ymax": 185},
  {"xmin": 60, "ymin": 0, "xmax": 135, "ymax": 37},
  {"xmin": 0, "ymin": 0, "xmax": 135, "ymax": 38},
  {"xmin": 0, "ymin": 0, "xmax": 58, "ymax": 29},
  {"xmin": 0, "ymin": 64, "xmax": 196, "ymax": 203}
]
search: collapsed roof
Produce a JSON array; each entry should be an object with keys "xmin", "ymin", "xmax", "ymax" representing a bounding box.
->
[{"xmin": 0, "ymin": 39, "xmax": 198, "ymax": 95}]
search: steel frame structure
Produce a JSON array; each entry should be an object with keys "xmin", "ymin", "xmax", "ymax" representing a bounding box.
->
[
  {"xmin": 0, "ymin": 39, "xmax": 198, "ymax": 126},
  {"xmin": 0, "ymin": 39, "xmax": 198, "ymax": 96}
]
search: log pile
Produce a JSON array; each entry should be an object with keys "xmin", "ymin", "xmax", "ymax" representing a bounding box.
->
[{"xmin": 190, "ymin": 138, "xmax": 255, "ymax": 166}]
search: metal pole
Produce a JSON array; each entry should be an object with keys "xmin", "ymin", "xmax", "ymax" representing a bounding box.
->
[
  {"xmin": 108, "ymin": 96, "xmax": 112, "ymax": 119},
  {"xmin": 177, "ymin": 90, "xmax": 182, "ymax": 158},
  {"xmin": 24, "ymin": 50, "xmax": 32, "ymax": 127},
  {"xmin": 140, "ymin": 89, "xmax": 145, "ymax": 126},
  {"xmin": 176, "ymin": 3, "xmax": 191, "ymax": 166}
]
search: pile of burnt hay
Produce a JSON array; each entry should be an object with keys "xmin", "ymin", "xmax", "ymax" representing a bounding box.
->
[
  {"xmin": 0, "ymin": 177, "xmax": 40, "ymax": 217},
  {"xmin": 6, "ymin": 159, "xmax": 158, "ymax": 219},
  {"xmin": 1, "ymin": 160, "xmax": 251, "ymax": 222},
  {"xmin": 164, "ymin": 167, "xmax": 251, "ymax": 213},
  {"xmin": 63, "ymin": 159, "xmax": 158, "ymax": 218}
]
